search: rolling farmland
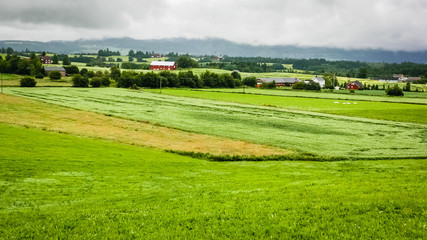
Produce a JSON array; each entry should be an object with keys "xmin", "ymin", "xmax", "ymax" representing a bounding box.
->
[
  {"xmin": 1, "ymin": 87, "xmax": 426, "ymax": 239},
  {"xmin": 6, "ymin": 87, "xmax": 427, "ymax": 159}
]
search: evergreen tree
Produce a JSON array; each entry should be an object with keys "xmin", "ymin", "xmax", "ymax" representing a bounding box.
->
[
  {"xmin": 62, "ymin": 55, "xmax": 71, "ymax": 65},
  {"xmin": 52, "ymin": 54, "xmax": 59, "ymax": 64}
]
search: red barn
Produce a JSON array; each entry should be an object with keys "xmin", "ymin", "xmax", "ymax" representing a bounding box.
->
[
  {"xmin": 347, "ymin": 81, "xmax": 363, "ymax": 90},
  {"xmin": 150, "ymin": 61, "xmax": 176, "ymax": 70}
]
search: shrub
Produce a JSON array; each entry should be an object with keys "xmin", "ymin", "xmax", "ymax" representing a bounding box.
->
[
  {"xmin": 260, "ymin": 81, "xmax": 276, "ymax": 89},
  {"xmin": 90, "ymin": 77, "xmax": 102, "ymax": 88},
  {"xmin": 386, "ymin": 85, "xmax": 404, "ymax": 96},
  {"xmin": 101, "ymin": 76, "xmax": 111, "ymax": 87},
  {"xmin": 292, "ymin": 82, "xmax": 307, "ymax": 90},
  {"xmin": 20, "ymin": 77, "xmax": 37, "ymax": 87},
  {"xmin": 72, "ymin": 74, "xmax": 89, "ymax": 88},
  {"xmin": 129, "ymin": 84, "xmax": 139, "ymax": 90},
  {"xmin": 305, "ymin": 80, "xmax": 321, "ymax": 90},
  {"xmin": 64, "ymin": 65, "xmax": 79, "ymax": 75},
  {"xmin": 35, "ymin": 73, "xmax": 44, "ymax": 79},
  {"xmin": 49, "ymin": 71, "xmax": 62, "ymax": 80}
]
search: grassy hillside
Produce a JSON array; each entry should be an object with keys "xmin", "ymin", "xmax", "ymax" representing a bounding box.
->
[
  {"xmin": 7, "ymin": 88, "xmax": 427, "ymax": 159},
  {"xmin": 0, "ymin": 123, "xmax": 425, "ymax": 239}
]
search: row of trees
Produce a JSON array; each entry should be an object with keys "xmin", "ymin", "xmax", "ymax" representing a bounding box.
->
[
  {"xmin": 113, "ymin": 69, "xmax": 255, "ymax": 89},
  {"xmin": 98, "ymin": 49, "xmax": 120, "ymax": 57},
  {"xmin": 0, "ymin": 53, "xmax": 44, "ymax": 76},
  {"xmin": 218, "ymin": 56, "xmax": 427, "ymax": 78}
]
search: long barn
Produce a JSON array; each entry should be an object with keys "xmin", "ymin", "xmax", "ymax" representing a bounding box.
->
[{"xmin": 150, "ymin": 61, "xmax": 176, "ymax": 70}]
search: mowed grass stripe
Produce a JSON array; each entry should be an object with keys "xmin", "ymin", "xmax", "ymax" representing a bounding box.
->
[
  {"xmin": 0, "ymin": 123, "xmax": 425, "ymax": 239},
  {"xmin": 190, "ymin": 88, "xmax": 427, "ymax": 104},
  {"xmin": 7, "ymin": 88, "xmax": 427, "ymax": 159},
  {"xmin": 0, "ymin": 94, "xmax": 291, "ymax": 157},
  {"xmin": 147, "ymin": 89, "xmax": 427, "ymax": 124}
]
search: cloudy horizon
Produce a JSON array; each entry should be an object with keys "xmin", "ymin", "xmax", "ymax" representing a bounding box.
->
[{"xmin": 0, "ymin": 0, "xmax": 426, "ymax": 51}]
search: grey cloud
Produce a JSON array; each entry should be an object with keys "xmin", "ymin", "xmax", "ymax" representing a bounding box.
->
[{"xmin": 0, "ymin": 0, "xmax": 426, "ymax": 51}]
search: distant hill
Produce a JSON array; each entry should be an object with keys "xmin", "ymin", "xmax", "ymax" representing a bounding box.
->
[{"xmin": 1, "ymin": 37, "xmax": 427, "ymax": 63}]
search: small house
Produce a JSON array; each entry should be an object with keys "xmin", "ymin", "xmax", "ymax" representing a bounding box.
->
[
  {"xmin": 257, "ymin": 78, "xmax": 301, "ymax": 87},
  {"xmin": 44, "ymin": 66, "xmax": 66, "ymax": 77},
  {"xmin": 346, "ymin": 81, "xmax": 363, "ymax": 90},
  {"xmin": 406, "ymin": 77, "xmax": 421, "ymax": 82},
  {"xmin": 312, "ymin": 76, "xmax": 326, "ymax": 88},
  {"xmin": 150, "ymin": 61, "xmax": 176, "ymax": 70},
  {"xmin": 40, "ymin": 56, "xmax": 51, "ymax": 64}
]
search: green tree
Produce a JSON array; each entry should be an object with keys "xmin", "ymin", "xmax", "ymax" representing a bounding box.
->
[
  {"xmin": 6, "ymin": 47, "xmax": 13, "ymax": 54},
  {"xmin": 80, "ymin": 68, "xmax": 88, "ymax": 76},
  {"xmin": 201, "ymin": 70, "xmax": 220, "ymax": 88},
  {"xmin": 90, "ymin": 77, "xmax": 102, "ymax": 88},
  {"xmin": 242, "ymin": 76, "xmax": 257, "ymax": 87},
  {"xmin": 178, "ymin": 71, "xmax": 199, "ymax": 88},
  {"xmin": 323, "ymin": 75, "xmax": 334, "ymax": 89},
  {"xmin": 176, "ymin": 55, "xmax": 198, "ymax": 68},
  {"xmin": 100, "ymin": 76, "xmax": 111, "ymax": 87},
  {"xmin": 72, "ymin": 74, "xmax": 89, "ymax": 87},
  {"xmin": 62, "ymin": 55, "xmax": 71, "ymax": 65},
  {"xmin": 110, "ymin": 66, "xmax": 121, "ymax": 81},
  {"xmin": 128, "ymin": 50, "xmax": 135, "ymax": 58},
  {"xmin": 63, "ymin": 65, "xmax": 79, "ymax": 75},
  {"xmin": 357, "ymin": 68, "xmax": 368, "ymax": 78},
  {"xmin": 219, "ymin": 73, "xmax": 235, "ymax": 88},
  {"xmin": 271, "ymin": 63, "xmax": 285, "ymax": 71},
  {"xmin": 231, "ymin": 71, "xmax": 241, "ymax": 80},
  {"xmin": 52, "ymin": 54, "xmax": 59, "ymax": 64},
  {"xmin": 404, "ymin": 82, "xmax": 411, "ymax": 92},
  {"xmin": 159, "ymin": 71, "xmax": 179, "ymax": 87}
]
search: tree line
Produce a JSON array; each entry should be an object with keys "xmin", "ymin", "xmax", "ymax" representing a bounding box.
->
[
  {"xmin": 112, "ymin": 68, "xmax": 256, "ymax": 89},
  {"xmin": 219, "ymin": 56, "xmax": 427, "ymax": 78},
  {"xmin": 0, "ymin": 53, "xmax": 44, "ymax": 76}
]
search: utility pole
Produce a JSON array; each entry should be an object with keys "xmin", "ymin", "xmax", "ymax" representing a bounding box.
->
[
  {"xmin": 159, "ymin": 78, "xmax": 162, "ymax": 94},
  {"xmin": 1, "ymin": 72, "xmax": 3, "ymax": 94}
]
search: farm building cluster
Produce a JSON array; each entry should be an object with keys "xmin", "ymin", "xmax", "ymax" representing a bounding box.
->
[
  {"xmin": 256, "ymin": 76, "xmax": 326, "ymax": 88},
  {"xmin": 378, "ymin": 74, "xmax": 421, "ymax": 83}
]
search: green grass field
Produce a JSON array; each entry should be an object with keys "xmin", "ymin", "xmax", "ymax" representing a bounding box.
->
[
  {"xmin": 7, "ymin": 88, "xmax": 427, "ymax": 159},
  {"xmin": 145, "ymin": 89, "xmax": 427, "ymax": 123},
  {"xmin": 190, "ymin": 88, "xmax": 427, "ymax": 103},
  {"xmin": 0, "ymin": 73, "xmax": 72, "ymax": 87},
  {"xmin": 1, "ymin": 85, "xmax": 426, "ymax": 238},
  {"xmin": 0, "ymin": 123, "xmax": 425, "ymax": 239}
]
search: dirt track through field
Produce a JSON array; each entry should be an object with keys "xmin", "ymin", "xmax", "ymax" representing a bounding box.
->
[{"xmin": 0, "ymin": 94, "xmax": 292, "ymax": 156}]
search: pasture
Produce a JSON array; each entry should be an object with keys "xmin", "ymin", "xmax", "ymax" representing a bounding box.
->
[
  {"xmin": 0, "ymin": 123, "xmax": 425, "ymax": 239},
  {"xmin": 7, "ymin": 87, "xmax": 427, "ymax": 159}
]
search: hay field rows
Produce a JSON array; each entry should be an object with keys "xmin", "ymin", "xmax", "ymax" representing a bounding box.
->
[
  {"xmin": 7, "ymin": 87, "xmax": 427, "ymax": 159},
  {"xmin": 145, "ymin": 89, "xmax": 427, "ymax": 124}
]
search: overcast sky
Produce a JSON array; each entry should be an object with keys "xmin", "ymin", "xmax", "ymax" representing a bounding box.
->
[{"xmin": 0, "ymin": 0, "xmax": 426, "ymax": 51}]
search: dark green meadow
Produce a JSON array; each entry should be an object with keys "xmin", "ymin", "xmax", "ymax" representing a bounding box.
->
[{"xmin": 0, "ymin": 124, "xmax": 426, "ymax": 239}]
